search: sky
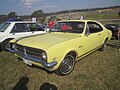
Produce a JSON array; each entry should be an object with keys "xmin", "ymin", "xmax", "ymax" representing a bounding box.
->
[{"xmin": 0, "ymin": 0, "xmax": 120, "ymax": 15}]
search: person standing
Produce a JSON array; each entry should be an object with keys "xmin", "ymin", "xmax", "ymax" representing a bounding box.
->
[
  {"xmin": 48, "ymin": 20, "xmax": 54, "ymax": 28},
  {"xmin": 118, "ymin": 27, "xmax": 120, "ymax": 51}
]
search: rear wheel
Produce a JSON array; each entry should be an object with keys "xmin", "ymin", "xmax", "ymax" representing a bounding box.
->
[{"xmin": 55, "ymin": 53, "xmax": 75, "ymax": 75}]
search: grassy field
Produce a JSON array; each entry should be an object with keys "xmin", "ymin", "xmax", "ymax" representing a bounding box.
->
[
  {"xmin": 0, "ymin": 40, "xmax": 120, "ymax": 90},
  {"xmin": 45, "ymin": 8, "xmax": 120, "ymax": 25}
]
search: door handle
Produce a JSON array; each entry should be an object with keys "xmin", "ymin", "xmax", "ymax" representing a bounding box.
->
[{"xmin": 98, "ymin": 34, "xmax": 101, "ymax": 35}]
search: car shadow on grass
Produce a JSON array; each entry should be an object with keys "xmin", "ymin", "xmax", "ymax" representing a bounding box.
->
[
  {"xmin": 13, "ymin": 76, "xmax": 29, "ymax": 90},
  {"xmin": 39, "ymin": 82, "xmax": 57, "ymax": 90}
]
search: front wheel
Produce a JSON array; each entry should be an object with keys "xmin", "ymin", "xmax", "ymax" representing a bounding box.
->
[
  {"xmin": 1, "ymin": 39, "xmax": 11, "ymax": 51},
  {"xmin": 55, "ymin": 53, "xmax": 75, "ymax": 75}
]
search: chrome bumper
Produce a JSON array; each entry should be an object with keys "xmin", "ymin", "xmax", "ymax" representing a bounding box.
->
[{"xmin": 9, "ymin": 49, "xmax": 57, "ymax": 68}]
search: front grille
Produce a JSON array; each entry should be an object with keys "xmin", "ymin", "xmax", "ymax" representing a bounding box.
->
[
  {"xmin": 15, "ymin": 44, "xmax": 45, "ymax": 60},
  {"xmin": 16, "ymin": 44, "xmax": 24, "ymax": 52}
]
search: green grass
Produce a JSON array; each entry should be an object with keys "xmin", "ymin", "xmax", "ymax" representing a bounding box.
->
[{"xmin": 0, "ymin": 40, "xmax": 120, "ymax": 90}]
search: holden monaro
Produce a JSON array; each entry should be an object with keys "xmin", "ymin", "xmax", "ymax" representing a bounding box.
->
[{"xmin": 9, "ymin": 20, "xmax": 112, "ymax": 75}]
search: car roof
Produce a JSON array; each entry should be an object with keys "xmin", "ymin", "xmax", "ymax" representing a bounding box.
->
[
  {"xmin": 6, "ymin": 21, "xmax": 34, "ymax": 23},
  {"xmin": 58, "ymin": 20, "xmax": 98, "ymax": 22}
]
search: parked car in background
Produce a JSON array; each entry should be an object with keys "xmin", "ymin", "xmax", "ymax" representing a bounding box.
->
[
  {"xmin": 104, "ymin": 24, "xmax": 119, "ymax": 40},
  {"xmin": 0, "ymin": 21, "xmax": 46, "ymax": 51},
  {"xmin": 9, "ymin": 20, "xmax": 112, "ymax": 75}
]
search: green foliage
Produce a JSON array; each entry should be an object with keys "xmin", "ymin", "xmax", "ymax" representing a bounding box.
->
[
  {"xmin": 48, "ymin": 16, "xmax": 57, "ymax": 23},
  {"xmin": 31, "ymin": 10, "xmax": 46, "ymax": 23},
  {"xmin": 118, "ymin": 11, "xmax": 120, "ymax": 17},
  {"xmin": 31, "ymin": 10, "xmax": 44, "ymax": 18},
  {"xmin": 0, "ymin": 12, "xmax": 17, "ymax": 24},
  {"xmin": 46, "ymin": 7, "xmax": 120, "ymax": 23},
  {"xmin": 0, "ymin": 15, "xmax": 7, "ymax": 24},
  {"xmin": 46, "ymin": 6, "xmax": 120, "ymax": 16},
  {"xmin": 0, "ymin": 10, "xmax": 46, "ymax": 24},
  {"xmin": 38, "ymin": 16, "xmax": 46, "ymax": 24},
  {"xmin": 7, "ymin": 12, "xmax": 17, "ymax": 18},
  {"xmin": 0, "ymin": 6, "xmax": 119, "ymax": 24}
]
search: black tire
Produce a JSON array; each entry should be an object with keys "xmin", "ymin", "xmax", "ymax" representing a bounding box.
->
[
  {"xmin": 55, "ymin": 53, "xmax": 76, "ymax": 75},
  {"xmin": 1, "ymin": 39, "xmax": 11, "ymax": 51},
  {"xmin": 99, "ymin": 40, "xmax": 107, "ymax": 51}
]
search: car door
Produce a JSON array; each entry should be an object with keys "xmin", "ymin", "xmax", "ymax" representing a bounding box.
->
[
  {"xmin": 86, "ymin": 22, "xmax": 103, "ymax": 50},
  {"xmin": 76, "ymin": 22, "xmax": 101, "ymax": 57},
  {"xmin": 10, "ymin": 23, "xmax": 32, "ymax": 38}
]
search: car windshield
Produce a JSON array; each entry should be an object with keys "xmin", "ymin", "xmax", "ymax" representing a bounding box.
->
[
  {"xmin": 0, "ymin": 22, "xmax": 10, "ymax": 32},
  {"xmin": 50, "ymin": 22, "xmax": 85, "ymax": 34}
]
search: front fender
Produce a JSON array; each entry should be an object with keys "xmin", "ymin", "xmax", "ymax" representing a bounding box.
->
[{"xmin": 46, "ymin": 42, "xmax": 78, "ymax": 70}]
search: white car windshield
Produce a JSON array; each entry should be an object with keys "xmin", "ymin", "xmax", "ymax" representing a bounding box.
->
[
  {"xmin": 0, "ymin": 22, "xmax": 10, "ymax": 32},
  {"xmin": 50, "ymin": 22, "xmax": 85, "ymax": 33}
]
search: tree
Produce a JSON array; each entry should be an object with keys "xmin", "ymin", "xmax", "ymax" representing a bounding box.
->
[
  {"xmin": 0, "ymin": 12, "xmax": 18, "ymax": 23},
  {"xmin": 0, "ymin": 15, "xmax": 6, "ymax": 23},
  {"xmin": 7, "ymin": 12, "xmax": 17, "ymax": 18},
  {"xmin": 31, "ymin": 10, "xmax": 46, "ymax": 23},
  {"xmin": 31, "ymin": 10, "xmax": 44, "ymax": 17}
]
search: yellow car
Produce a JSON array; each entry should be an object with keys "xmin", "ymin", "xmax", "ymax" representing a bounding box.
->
[{"xmin": 9, "ymin": 20, "xmax": 112, "ymax": 75}]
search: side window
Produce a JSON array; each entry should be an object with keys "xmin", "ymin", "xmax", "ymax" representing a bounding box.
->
[
  {"xmin": 87, "ymin": 22, "xmax": 103, "ymax": 34},
  {"xmin": 11, "ymin": 23, "xmax": 29, "ymax": 33},
  {"xmin": 27, "ymin": 23, "xmax": 44, "ymax": 31}
]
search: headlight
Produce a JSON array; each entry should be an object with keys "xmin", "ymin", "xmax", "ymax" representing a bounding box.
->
[{"xmin": 41, "ymin": 52, "xmax": 47, "ymax": 61}]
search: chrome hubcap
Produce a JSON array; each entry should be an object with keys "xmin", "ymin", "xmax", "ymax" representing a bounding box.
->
[{"xmin": 60, "ymin": 55, "xmax": 75, "ymax": 74}]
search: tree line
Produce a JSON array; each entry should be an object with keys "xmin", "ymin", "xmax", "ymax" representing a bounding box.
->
[
  {"xmin": 0, "ymin": 10, "xmax": 46, "ymax": 24},
  {"xmin": 0, "ymin": 6, "xmax": 120, "ymax": 24},
  {"xmin": 46, "ymin": 6, "xmax": 120, "ymax": 15}
]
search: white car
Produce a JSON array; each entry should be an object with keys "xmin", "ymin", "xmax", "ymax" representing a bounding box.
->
[{"xmin": 0, "ymin": 21, "xmax": 46, "ymax": 51}]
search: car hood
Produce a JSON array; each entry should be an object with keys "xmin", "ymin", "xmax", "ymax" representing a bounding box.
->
[{"xmin": 16, "ymin": 32, "xmax": 80, "ymax": 50}]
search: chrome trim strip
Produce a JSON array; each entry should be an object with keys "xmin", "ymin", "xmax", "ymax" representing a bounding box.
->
[{"xmin": 9, "ymin": 49, "xmax": 57, "ymax": 68}]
